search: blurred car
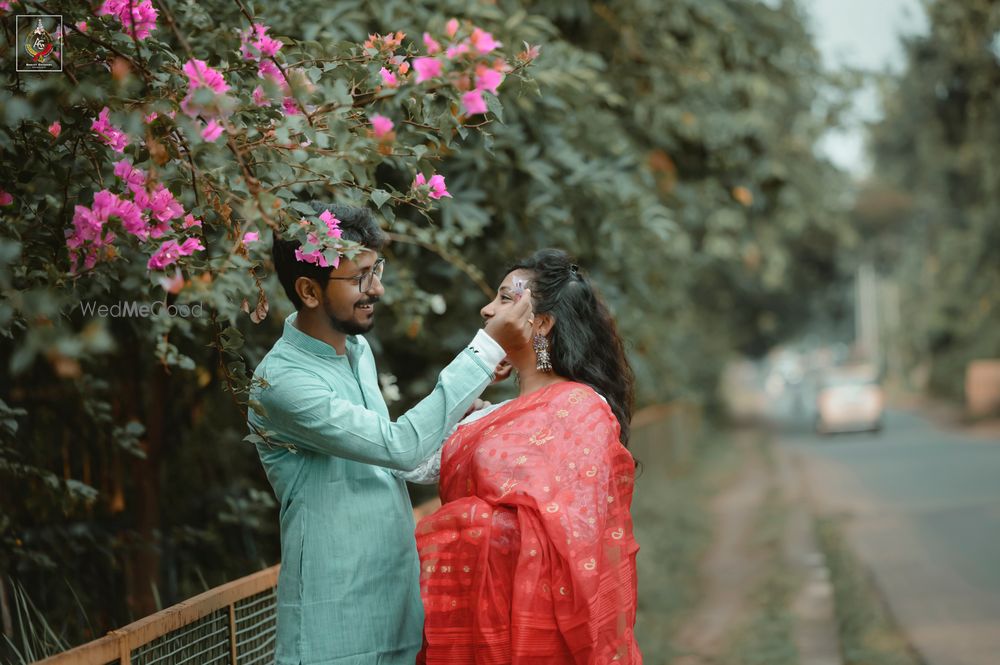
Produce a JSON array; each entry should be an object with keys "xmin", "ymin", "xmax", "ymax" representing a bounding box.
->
[{"xmin": 815, "ymin": 368, "xmax": 884, "ymax": 434}]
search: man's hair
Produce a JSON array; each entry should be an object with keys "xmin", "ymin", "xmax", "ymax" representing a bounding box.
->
[{"xmin": 272, "ymin": 203, "xmax": 386, "ymax": 309}]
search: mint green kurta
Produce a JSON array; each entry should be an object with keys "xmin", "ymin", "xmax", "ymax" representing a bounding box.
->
[{"xmin": 248, "ymin": 313, "xmax": 494, "ymax": 665}]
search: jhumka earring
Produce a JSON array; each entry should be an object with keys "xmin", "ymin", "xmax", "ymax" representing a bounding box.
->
[{"xmin": 533, "ymin": 334, "xmax": 552, "ymax": 372}]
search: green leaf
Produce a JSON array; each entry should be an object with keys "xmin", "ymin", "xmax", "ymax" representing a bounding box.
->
[{"xmin": 370, "ymin": 189, "xmax": 391, "ymax": 209}]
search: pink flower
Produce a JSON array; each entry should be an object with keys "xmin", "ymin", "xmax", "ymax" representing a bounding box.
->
[
  {"xmin": 201, "ymin": 119, "xmax": 224, "ymax": 142},
  {"xmin": 445, "ymin": 18, "xmax": 459, "ymax": 38},
  {"xmin": 144, "ymin": 111, "xmax": 158, "ymax": 123},
  {"xmin": 182, "ymin": 58, "xmax": 229, "ymax": 94},
  {"xmin": 294, "ymin": 247, "xmax": 337, "ymax": 268},
  {"xmin": 370, "ymin": 114, "xmax": 394, "ymax": 138},
  {"xmin": 98, "ymin": 0, "xmax": 158, "ymax": 40},
  {"xmin": 412, "ymin": 57, "xmax": 442, "ymax": 83},
  {"xmin": 241, "ymin": 23, "xmax": 283, "ymax": 60},
  {"xmin": 518, "ymin": 42, "xmax": 541, "ymax": 62},
  {"xmin": 48, "ymin": 121, "xmax": 61, "ymax": 138},
  {"xmin": 182, "ymin": 214, "xmax": 202, "ymax": 229},
  {"xmin": 113, "ymin": 159, "xmax": 146, "ymax": 193},
  {"xmin": 258, "ymin": 59, "xmax": 282, "ymax": 84},
  {"xmin": 252, "ymin": 86, "xmax": 269, "ymax": 107},
  {"xmin": 282, "ymin": 97, "xmax": 302, "ymax": 116},
  {"xmin": 445, "ymin": 42, "xmax": 469, "ymax": 60},
  {"xmin": 0, "ymin": 190, "xmax": 12, "ymax": 206},
  {"xmin": 423, "ymin": 32, "xmax": 441, "ymax": 54},
  {"xmin": 91, "ymin": 107, "xmax": 129, "ymax": 153},
  {"xmin": 319, "ymin": 210, "xmax": 342, "ymax": 238},
  {"xmin": 243, "ymin": 231, "xmax": 259, "ymax": 244},
  {"xmin": 413, "ymin": 172, "xmax": 451, "ymax": 200},
  {"xmin": 134, "ymin": 184, "xmax": 183, "ymax": 226},
  {"xmin": 379, "ymin": 67, "xmax": 399, "ymax": 87},
  {"xmin": 470, "ymin": 28, "xmax": 501, "ymax": 54},
  {"xmin": 475, "ymin": 64, "xmax": 504, "ymax": 94},
  {"xmin": 461, "ymin": 90, "xmax": 487, "ymax": 115},
  {"xmin": 146, "ymin": 236, "xmax": 204, "ymax": 271}
]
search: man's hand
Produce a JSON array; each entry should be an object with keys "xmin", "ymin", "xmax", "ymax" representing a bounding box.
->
[
  {"xmin": 483, "ymin": 288, "xmax": 534, "ymax": 355},
  {"xmin": 463, "ymin": 398, "xmax": 492, "ymax": 419}
]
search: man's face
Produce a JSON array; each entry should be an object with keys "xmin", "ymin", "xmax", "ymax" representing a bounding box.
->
[{"xmin": 319, "ymin": 249, "xmax": 385, "ymax": 335}]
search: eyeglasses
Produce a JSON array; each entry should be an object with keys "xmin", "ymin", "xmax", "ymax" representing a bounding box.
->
[{"xmin": 327, "ymin": 257, "xmax": 385, "ymax": 293}]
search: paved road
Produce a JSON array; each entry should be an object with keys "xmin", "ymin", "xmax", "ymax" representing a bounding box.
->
[{"xmin": 778, "ymin": 409, "xmax": 1000, "ymax": 665}]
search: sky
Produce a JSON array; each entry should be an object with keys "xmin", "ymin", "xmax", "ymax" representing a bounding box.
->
[{"xmin": 803, "ymin": 0, "xmax": 928, "ymax": 176}]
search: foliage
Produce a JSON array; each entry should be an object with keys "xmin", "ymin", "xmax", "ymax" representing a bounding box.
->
[
  {"xmin": 0, "ymin": 0, "xmax": 850, "ymax": 649},
  {"xmin": 866, "ymin": 0, "xmax": 1000, "ymax": 397}
]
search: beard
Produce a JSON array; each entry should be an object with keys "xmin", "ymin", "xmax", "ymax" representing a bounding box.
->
[{"xmin": 324, "ymin": 295, "xmax": 379, "ymax": 335}]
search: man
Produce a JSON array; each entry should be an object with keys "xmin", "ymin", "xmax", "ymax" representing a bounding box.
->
[{"xmin": 248, "ymin": 203, "xmax": 532, "ymax": 665}]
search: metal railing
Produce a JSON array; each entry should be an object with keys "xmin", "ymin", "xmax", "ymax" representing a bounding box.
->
[{"xmin": 33, "ymin": 566, "xmax": 279, "ymax": 665}]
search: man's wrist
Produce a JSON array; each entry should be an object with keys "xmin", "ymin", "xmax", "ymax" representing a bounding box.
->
[{"xmin": 468, "ymin": 329, "xmax": 506, "ymax": 370}]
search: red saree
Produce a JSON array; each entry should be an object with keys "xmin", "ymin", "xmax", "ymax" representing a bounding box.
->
[{"xmin": 416, "ymin": 381, "xmax": 641, "ymax": 665}]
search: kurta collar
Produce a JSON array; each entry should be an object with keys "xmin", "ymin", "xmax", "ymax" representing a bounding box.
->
[{"xmin": 281, "ymin": 312, "xmax": 359, "ymax": 360}]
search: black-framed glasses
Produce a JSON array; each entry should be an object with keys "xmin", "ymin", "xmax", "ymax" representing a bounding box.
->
[{"xmin": 327, "ymin": 257, "xmax": 385, "ymax": 292}]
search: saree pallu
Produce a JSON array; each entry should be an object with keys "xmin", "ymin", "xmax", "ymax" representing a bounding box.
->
[{"xmin": 416, "ymin": 382, "xmax": 641, "ymax": 665}]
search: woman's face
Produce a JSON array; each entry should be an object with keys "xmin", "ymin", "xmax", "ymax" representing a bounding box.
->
[{"xmin": 480, "ymin": 269, "xmax": 533, "ymax": 325}]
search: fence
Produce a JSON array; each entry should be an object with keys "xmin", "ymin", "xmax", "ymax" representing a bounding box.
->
[
  {"xmin": 33, "ymin": 402, "xmax": 697, "ymax": 665},
  {"xmin": 33, "ymin": 566, "xmax": 279, "ymax": 665}
]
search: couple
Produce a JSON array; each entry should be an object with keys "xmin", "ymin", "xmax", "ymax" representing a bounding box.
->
[{"xmin": 249, "ymin": 203, "xmax": 641, "ymax": 665}]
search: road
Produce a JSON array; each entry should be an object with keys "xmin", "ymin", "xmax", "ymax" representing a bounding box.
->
[{"xmin": 778, "ymin": 409, "xmax": 1000, "ymax": 665}]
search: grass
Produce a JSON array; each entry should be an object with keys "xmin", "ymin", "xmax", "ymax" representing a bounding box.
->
[
  {"xmin": 632, "ymin": 423, "xmax": 744, "ymax": 662},
  {"xmin": 816, "ymin": 517, "xmax": 925, "ymax": 665},
  {"xmin": 723, "ymin": 437, "xmax": 799, "ymax": 665},
  {"xmin": 1, "ymin": 577, "xmax": 69, "ymax": 665}
]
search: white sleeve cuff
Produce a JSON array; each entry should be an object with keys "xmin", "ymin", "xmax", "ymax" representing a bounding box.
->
[{"xmin": 468, "ymin": 329, "xmax": 506, "ymax": 372}]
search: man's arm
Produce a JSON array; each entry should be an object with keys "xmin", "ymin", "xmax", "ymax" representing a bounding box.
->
[{"xmin": 251, "ymin": 337, "xmax": 502, "ymax": 471}]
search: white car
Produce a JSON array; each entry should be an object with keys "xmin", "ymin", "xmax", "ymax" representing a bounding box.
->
[{"xmin": 815, "ymin": 369, "xmax": 884, "ymax": 434}]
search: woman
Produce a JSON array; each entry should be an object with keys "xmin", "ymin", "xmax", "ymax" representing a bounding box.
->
[{"xmin": 415, "ymin": 249, "xmax": 642, "ymax": 664}]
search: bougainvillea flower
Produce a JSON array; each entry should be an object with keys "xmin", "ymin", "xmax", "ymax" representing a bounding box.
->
[
  {"xmin": 445, "ymin": 18, "xmax": 459, "ymax": 38},
  {"xmin": 379, "ymin": 67, "xmax": 399, "ymax": 87},
  {"xmin": 48, "ymin": 121, "xmax": 61, "ymax": 138},
  {"xmin": 182, "ymin": 58, "xmax": 229, "ymax": 94},
  {"xmin": 370, "ymin": 114, "xmax": 394, "ymax": 138},
  {"xmin": 461, "ymin": 89, "xmax": 488, "ymax": 115},
  {"xmin": 319, "ymin": 210, "xmax": 343, "ymax": 238},
  {"xmin": 146, "ymin": 236, "xmax": 204, "ymax": 271},
  {"xmin": 98, "ymin": 0, "xmax": 158, "ymax": 40},
  {"xmin": 182, "ymin": 214, "xmax": 202, "ymax": 229},
  {"xmin": 413, "ymin": 57, "xmax": 442, "ymax": 83},
  {"xmin": 470, "ymin": 28, "xmax": 501, "ymax": 54},
  {"xmin": 91, "ymin": 107, "xmax": 129, "ymax": 153},
  {"xmin": 113, "ymin": 159, "xmax": 146, "ymax": 193},
  {"xmin": 445, "ymin": 42, "xmax": 470, "ymax": 59},
  {"xmin": 474, "ymin": 64, "xmax": 503, "ymax": 94},
  {"xmin": 243, "ymin": 231, "xmax": 259, "ymax": 244},
  {"xmin": 413, "ymin": 172, "xmax": 451, "ymax": 200},
  {"xmin": 423, "ymin": 32, "xmax": 441, "ymax": 54},
  {"xmin": 0, "ymin": 190, "xmax": 12, "ymax": 206},
  {"xmin": 201, "ymin": 119, "xmax": 225, "ymax": 142}
]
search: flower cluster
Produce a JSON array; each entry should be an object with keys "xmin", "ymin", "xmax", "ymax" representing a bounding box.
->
[
  {"xmin": 66, "ymin": 159, "xmax": 203, "ymax": 275},
  {"xmin": 91, "ymin": 107, "xmax": 129, "ymax": 153},
  {"xmin": 97, "ymin": 0, "xmax": 158, "ymax": 41},
  {"xmin": 365, "ymin": 19, "xmax": 514, "ymax": 121},
  {"xmin": 239, "ymin": 23, "xmax": 304, "ymax": 117},
  {"xmin": 292, "ymin": 210, "xmax": 345, "ymax": 268},
  {"xmin": 412, "ymin": 172, "xmax": 451, "ymax": 200},
  {"xmin": 180, "ymin": 59, "xmax": 231, "ymax": 142}
]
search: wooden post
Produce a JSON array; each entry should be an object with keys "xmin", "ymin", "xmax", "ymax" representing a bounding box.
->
[{"xmin": 228, "ymin": 603, "xmax": 238, "ymax": 665}]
